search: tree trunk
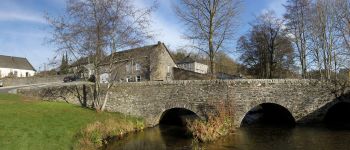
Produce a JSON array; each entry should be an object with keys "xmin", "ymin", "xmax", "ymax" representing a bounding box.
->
[
  {"xmin": 101, "ymin": 90, "xmax": 109, "ymax": 111},
  {"xmin": 208, "ymin": 6, "xmax": 216, "ymax": 79}
]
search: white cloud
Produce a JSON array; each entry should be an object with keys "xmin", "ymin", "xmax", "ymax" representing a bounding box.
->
[
  {"xmin": 149, "ymin": 15, "xmax": 189, "ymax": 49},
  {"xmin": 0, "ymin": 11, "xmax": 46, "ymax": 24},
  {"xmin": 261, "ymin": 0, "xmax": 288, "ymax": 17},
  {"xmin": 133, "ymin": 0, "xmax": 189, "ymax": 50}
]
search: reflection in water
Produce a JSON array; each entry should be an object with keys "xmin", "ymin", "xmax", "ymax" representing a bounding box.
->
[
  {"xmin": 106, "ymin": 125, "xmax": 193, "ymax": 150},
  {"xmin": 107, "ymin": 126, "xmax": 350, "ymax": 150}
]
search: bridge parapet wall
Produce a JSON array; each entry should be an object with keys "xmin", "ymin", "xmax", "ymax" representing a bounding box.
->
[
  {"xmin": 105, "ymin": 79, "xmax": 334, "ymax": 126},
  {"xmin": 17, "ymin": 79, "xmax": 336, "ymax": 127}
]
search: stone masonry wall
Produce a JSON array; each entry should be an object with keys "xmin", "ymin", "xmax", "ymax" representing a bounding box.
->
[
  {"xmin": 106, "ymin": 80, "xmax": 336, "ymax": 126},
  {"xmin": 17, "ymin": 79, "xmax": 337, "ymax": 127},
  {"xmin": 18, "ymin": 82, "xmax": 94, "ymax": 107},
  {"xmin": 2, "ymin": 75, "xmax": 65, "ymax": 86}
]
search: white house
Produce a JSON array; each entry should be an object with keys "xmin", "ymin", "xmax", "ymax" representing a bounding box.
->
[
  {"xmin": 176, "ymin": 56, "xmax": 208, "ymax": 74},
  {"xmin": 0, "ymin": 55, "xmax": 36, "ymax": 78}
]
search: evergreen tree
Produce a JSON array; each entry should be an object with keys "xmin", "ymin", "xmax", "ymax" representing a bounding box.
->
[{"xmin": 60, "ymin": 53, "xmax": 69, "ymax": 74}]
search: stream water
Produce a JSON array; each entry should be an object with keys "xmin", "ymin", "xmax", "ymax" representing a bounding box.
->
[{"xmin": 106, "ymin": 125, "xmax": 350, "ymax": 150}]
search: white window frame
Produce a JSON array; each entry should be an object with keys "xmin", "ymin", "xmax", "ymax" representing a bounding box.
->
[
  {"xmin": 126, "ymin": 76, "xmax": 131, "ymax": 82},
  {"xmin": 14, "ymin": 70, "xmax": 18, "ymax": 77},
  {"xmin": 135, "ymin": 63, "xmax": 141, "ymax": 71},
  {"xmin": 126, "ymin": 63, "xmax": 131, "ymax": 73},
  {"xmin": 136, "ymin": 75, "xmax": 141, "ymax": 82}
]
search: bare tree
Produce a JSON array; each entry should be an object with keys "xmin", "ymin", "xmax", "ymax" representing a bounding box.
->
[
  {"xmin": 238, "ymin": 11, "xmax": 295, "ymax": 79},
  {"xmin": 47, "ymin": 0, "xmax": 155, "ymax": 111},
  {"xmin": 284, "ymin": 0, "xmax": 311, "ymax": 78},
  {"xmin": 256, "ymin": 11, "xmax": 287, "ymax": 78},
  {"xmin": 308, "ymin": 0, "xmax": 341, "ymax": 80},
  {"xmin": 334, "ymin": 0, "xmax": 350, "ymax": 54},
  {"xmin": 175, "ymin": 0, "xmax": 241, "ymax": 76}
]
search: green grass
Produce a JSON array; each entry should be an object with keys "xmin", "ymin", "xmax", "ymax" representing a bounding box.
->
[{"xmin": 0, "ymin": 94, "xmax": 142, "ymax": 150}]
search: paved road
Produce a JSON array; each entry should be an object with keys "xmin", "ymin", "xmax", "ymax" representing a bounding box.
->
[
  {"xmin": 0, "ymin": 83, "xmax": 61, "ymax": 93},
  {"xmin": 0, "ymin": 81, "xmax": 92, "ymax": 94}
]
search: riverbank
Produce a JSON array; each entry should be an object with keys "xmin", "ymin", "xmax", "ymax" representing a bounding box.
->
[{"xmin": 0, "ymin": 94, "xmax": 143, "ymax": 150}]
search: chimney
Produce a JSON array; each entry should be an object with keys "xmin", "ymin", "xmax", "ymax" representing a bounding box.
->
[{"xmin": 157, "ymin": 41, "xmax": 162, "ymax": 46}]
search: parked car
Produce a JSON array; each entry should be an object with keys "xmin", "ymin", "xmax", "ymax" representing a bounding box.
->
[
  {"xmin": 63, "ymin": 75, "xmax": 79, "ymax": 83},
  {"xmin": 88, "ymin": 75, "xmax": 96, "ymax": 82},
  {"xmin": 0, "ymin": 80, "xmax": 3, "ymax": 87}
]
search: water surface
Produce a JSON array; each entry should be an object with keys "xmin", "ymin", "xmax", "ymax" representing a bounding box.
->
[{"xmin": 106, "ymin": 125, "xmax": 350, "ymax": 150}]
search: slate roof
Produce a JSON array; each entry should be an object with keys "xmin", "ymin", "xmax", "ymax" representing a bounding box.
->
[
  {"xmin": 70, "ymin": 42, "xmax": 175, "ymax": 66},
  {"xmin": 0, "ymin": 55, "xmax": 36, "ymax": 71},
  {"xmin": 70, "ymin": 56, "xmax": 92, "ymax": 67},
  {"xmin": 104, "ymin": 44, "xmax": 161, "ymax": 64}
]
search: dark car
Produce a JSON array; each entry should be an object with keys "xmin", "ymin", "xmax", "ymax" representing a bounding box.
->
[
  {"xmin": 63, "ymin": 76, "xmax": 79, "ymax": 82},
  {"xmin": 88, "ymin": 75, "xmax": 95, "ymax": 82}
]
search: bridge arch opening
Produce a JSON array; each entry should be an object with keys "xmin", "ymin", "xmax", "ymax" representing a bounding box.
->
[
  {"xmin": 324, "ymin": 102, "xmax": 350, "ymax": 129},
  {"xmin": 241, "ymin": 103, "xmax": 296, "ymax": 128},
  {"xmin": 159, "ymin": 108, "xmax": 200, "ymax": 127}
]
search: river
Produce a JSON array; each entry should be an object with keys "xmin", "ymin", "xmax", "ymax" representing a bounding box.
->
[{"xmin": 106, "ymin": 125, "xmax": 350, "ymax": 150}]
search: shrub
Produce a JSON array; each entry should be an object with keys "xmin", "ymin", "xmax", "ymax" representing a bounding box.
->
[
  {"xmin": 186, "ymin": 102, "xmax": 235, "ymax": 142},
  {"xmin": 74, "ymin": 117, "xmax": 144, "ymax": 150}
]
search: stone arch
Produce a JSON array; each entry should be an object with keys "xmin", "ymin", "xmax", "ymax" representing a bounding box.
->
[
  {"xmin": 157, "ymin": 104, "xmax": 202, "ymax": 126},
  {"xmin": 159, "ymin": 108, "xmax": 199, "ymax": 126},
  {"xmin": 324, "ymin": 102, "xmax": 350, "ymax": 129},
  {"xmin": 240, "ymin": 103, "xmax": 296, "ymax": 127}
]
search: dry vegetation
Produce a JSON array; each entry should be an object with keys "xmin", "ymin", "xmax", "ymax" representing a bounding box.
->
[
  {"xmin": 74, "ymin": 118, "xmax": 144, "ymax": 150},
  {"xmin": 186, "ymin": 102, "xmax": 235, "ymax": 142}
]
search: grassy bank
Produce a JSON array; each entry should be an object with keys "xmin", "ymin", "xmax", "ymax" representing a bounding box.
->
[{"xmin": 0, "ymin": 94, "xmax": 143, "ymax": 150}]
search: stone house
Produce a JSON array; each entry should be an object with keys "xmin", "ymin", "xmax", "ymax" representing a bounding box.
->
[
  {"xmin": 71, "ymin": 42, "xmax": 177, "ymax": 82},
  {"xmin": 0, "ymin": 55, "xmax": 36, "ymax": 78},
  {"xmin": 70, "ymin": 57, "xmax": 94, "ymax": 79},
  {"xmin": 176, "ymin": 55, "xmax": 208, "ymax": 74}
]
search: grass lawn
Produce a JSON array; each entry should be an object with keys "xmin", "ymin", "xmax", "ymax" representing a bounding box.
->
[{"xmin": 0, "ymin": 94, "xmax": 141, "ymax": 150}]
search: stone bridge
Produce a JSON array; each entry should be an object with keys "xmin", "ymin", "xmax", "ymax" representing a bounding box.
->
[{"xmin": 18, "ymin": 80, "xmax": 346, "ymax": 127}]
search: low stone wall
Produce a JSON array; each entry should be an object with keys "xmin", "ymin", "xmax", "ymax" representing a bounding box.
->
[
  {"xmin": 18, "ymin": 82, "xmax": 94, "ymax": 107},
  {"xmin": 2, "ymin": 75, "xmax": 65, "ymax": 86},
  {"xmin": 16, "ymin": 79, "xmax": 339, "ymax": 127}
]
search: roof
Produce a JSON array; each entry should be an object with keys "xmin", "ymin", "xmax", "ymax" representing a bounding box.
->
[
  {"xmin": 70, "ymin": 56, "xmax": 92, "ymax": 67},
  {"xmin": 0, "ymin": 55, "xmax": 36, "ymax": 71},
  {"xmin": 112, "ymin": 44, "xmax": 157, "ymax": 59},
  {"xmin": 71, "ymin": 42, "xmax": 176, "ymax": 66},
  {"xmin": 100, "ymin": 44, "xmax": 158, "ymax": 65},
  {"xmin": 176, "ymin": 55, "xmax": 196, "ymax": 64}
]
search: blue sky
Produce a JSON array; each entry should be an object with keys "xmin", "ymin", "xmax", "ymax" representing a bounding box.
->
[{"xmin": 0, "ymin": 0, "xmax": 287, "ymax": 71}]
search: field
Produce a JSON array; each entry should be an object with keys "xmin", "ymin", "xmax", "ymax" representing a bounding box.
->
[{"xmin": 0, "ymin": 94, "xmax": 142, "ymax": 150}]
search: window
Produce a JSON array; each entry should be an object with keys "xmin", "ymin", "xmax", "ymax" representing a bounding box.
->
[
  {"xmin": 126, "ymin": 63, "xmax": 131, "ymax": 73},
  {"xmin": 167, "ymin": 65, "xmax": 171, "ymax": 73},
  {"xmin": 14, "ymin": 71, "xmax": 18, "ymax": 77},
  {"xmin": 135, "ymin": 63, "xmax": 141, "ymax": 71},
  {"xmin": 126, "ymin": 76, "xmax": 132, "ymax": 82},
  {"xmin": 136, "ymin": 76, "xmax": 141, "ymax": 82},
  {"xmin": 26, "ymin": 72, "xmax": 29, "ymax": 77}
]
